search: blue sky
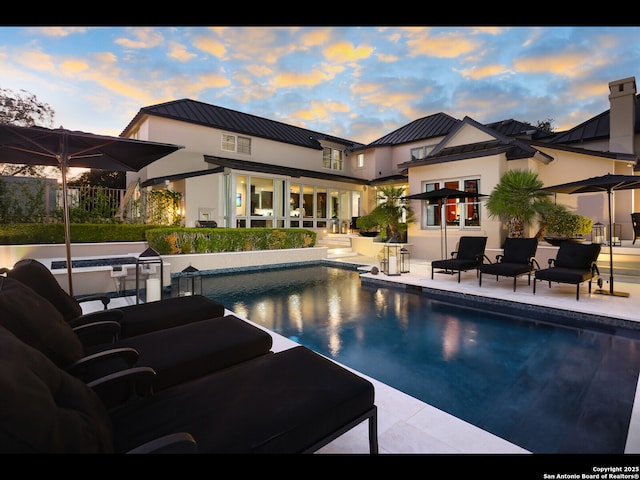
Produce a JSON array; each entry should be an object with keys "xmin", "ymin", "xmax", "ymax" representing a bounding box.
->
[{"xmin": 1, "ymin": 26, "xmax": 639, "ymax": 144}]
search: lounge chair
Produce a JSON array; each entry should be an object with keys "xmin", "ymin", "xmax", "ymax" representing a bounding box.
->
[
  {"xmin": 4, "ymin": 258, "xmax": 226, "ymax": 337},
  {"xmin": 632, "ymin": 213, "xmax": 640, "ymax": 245},
  {"xmin": 0, "ymin": 324, "xmax": 378, "ymax": 453},
  {"xmin": 431, "ymin": 236, "xmax": 488, "ymax": 283},
  {"xmin": 0, "ymin": 276, "xmax": 273, "ymax": 390},
  {"xmin": 479, "ymin": 237, "xmax": 540, "ymax": 291},
  {"xmin": 533, "ymin": 241, "xmax": 601, "ymax": 301}
]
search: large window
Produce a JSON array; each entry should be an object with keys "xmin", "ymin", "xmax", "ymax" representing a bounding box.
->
[
  {"xmin": 422, "ymin": 178, "xmax": 481, "ymax": 228},
  {"xmin": 322, "ymin": 147, "xmax": 343, "ymax": 171},
  {"xmin": 222, "ymin": 134, "xmax": 252, "ymax": 154}
]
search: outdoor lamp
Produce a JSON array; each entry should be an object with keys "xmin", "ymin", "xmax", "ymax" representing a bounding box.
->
[
  {"xmin": 400, "ymin": 247, "xmax": 410, "ymax": 273},
  {"xmin": 179, "ymin": 265, "xmax": 202, "ymax": 297},
  {"xmin": 382, "ymin": 243, "xmax": 402, "ymax": 276},
  {"xmin": 136, "ymin": 247, "xmax": 163, "ymax": 304},
  {"xmin": 592, "ymin": 222, "xmax": 605, "ymax": 245}
]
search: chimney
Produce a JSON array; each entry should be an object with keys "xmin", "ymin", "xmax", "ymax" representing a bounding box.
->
[{"xmin": 608, "ymin": 77, "xmax": 636, "ymax": 154}]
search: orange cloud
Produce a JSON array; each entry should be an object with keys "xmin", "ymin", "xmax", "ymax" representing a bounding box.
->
[
  {"xmin": 460, "ymin": 64, "xmax": 512, "ymax": 79},
  {"xmin": 323, "ymin": 41, "xmax": 374, "ymax": 63},
  {"xmin": 168, "ymin": 41, "xmax": 197, "ymax": 62},
  {"xmin": 406, "ymin": 31, "xmax": 479, "ymax": 58},
  {"xmin": 114, "ymin": 28, "xmax": 164, "ymax": 49},
  {"xmin": 513, "ymin": 52, "xmax": 589, "ymax": 77},
  {"xmin": 192, "ymin": 36, "xmax": 226, "ymax": 57}
]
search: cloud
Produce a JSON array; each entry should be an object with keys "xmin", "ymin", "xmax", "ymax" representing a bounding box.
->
[
  {"xmin": 405, "ymin": 29, "xmax": 480, "ymax": 58},
  {"xmin": 322, "ymin": 41, "xmax": 374, "ymax": 63},
  {"xmin": 192, "ymin": 35, "xmax": 226, "ymax": 58},
  {"xmin": 27, "ymin": 27, "xmax": 88, "ymax": 38},
  {"xmin": 460, "ymin": 64, "xmax": 513, "ymax": 80},
  {"xmin": 114, "ymin": 27, "xmax": 164, "ymax": 49},
  {"xmin": 167, "ymin": 41, "xmax": 197, "ymax": 62}
]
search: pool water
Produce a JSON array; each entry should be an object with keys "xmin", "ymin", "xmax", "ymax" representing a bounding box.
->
[{"xmin": 193, "ymin": 263, "xmax": 640, "ymax": 453}]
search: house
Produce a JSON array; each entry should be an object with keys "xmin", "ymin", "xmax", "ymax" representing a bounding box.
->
[{"xmin": 122, "ymin": 77, "xmax": 639, "ymax": 261}]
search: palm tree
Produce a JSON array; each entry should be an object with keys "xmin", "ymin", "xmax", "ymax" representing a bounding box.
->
[
  {"xmin": 372, "ymin": 185, "xmax": 415, "ymax": 242},
  {"xmin": 486, "ymin": 169, "xmax": 552, "ymax": 238}
]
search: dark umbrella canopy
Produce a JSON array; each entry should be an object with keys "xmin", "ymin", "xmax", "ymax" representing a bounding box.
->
[
  {"xmin": 0, "ymin": 123, "xmax": 183, "ymax": 296},
  {"xmin": 404, "ymin": 187, "xmax": 487, "ymax": 258},
  {"xmin": 543, "ymin": 173, "xmax": 640, "ymax": 297}
]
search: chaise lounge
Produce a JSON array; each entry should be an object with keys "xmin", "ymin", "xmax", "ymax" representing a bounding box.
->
[
  {"xmin": 479, "ymin": 237, "xmax": 540, "ymax": 292},
  {"xmin": 0, "ymin": 276, "xmax": 274, "ymax": 390},
  {"xmin": 431, "ymin": 236, "xmax": 488, "ymax": 283},
  {"xmin": 533, "ymin": 241, "xmax": 601, "ymax": 301},
  {"xmin": 0, "ymin": 323, "xmax": 378, "ymax": 453},
  {"xmin": 4, "ymin": 258, "xmax": 226, "ymax": 337}
]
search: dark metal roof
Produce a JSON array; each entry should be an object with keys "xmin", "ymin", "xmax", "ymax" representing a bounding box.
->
[
  {"xmin": 140, "ymin": 167, "xmax": 223, "ymax": 188},
  {"xmin": 361, "ymin": 112, "xmax": 460, "ymax": 148},
  {"xmin": 483, "ymin": 118, "xmax": 556, "ymax": 140},
  {"xmin": 122, "ymin": 99, "xmax": 365, "ymax": 152},
  {"xmin": 552, "ymin": 94, "xmax": 640, "ymax": 144},
  {"xmin": 203, "ymin": 155, "xmax": 368, "ymax": 185}
]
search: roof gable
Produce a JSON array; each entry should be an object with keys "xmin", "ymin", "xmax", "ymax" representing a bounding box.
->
[{"xmin": 364, "ymin": 112, "xmax": 460, "ymax": 148}]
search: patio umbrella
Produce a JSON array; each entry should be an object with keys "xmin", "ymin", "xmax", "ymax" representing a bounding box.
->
[
  {"xmin": 543, "ymin": 173, "xmax": 640, "ymax": 297},
  {"xmin": 404, "ymin": 187, "xmax": 487, "ymax": 259},
  {"xmin": 0, "ymin": 123, "xmax": 183, "ymax": 296}
]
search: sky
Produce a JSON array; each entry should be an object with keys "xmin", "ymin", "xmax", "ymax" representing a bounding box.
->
[{"xmin": 1, "ymin": 25, "xmax": 640, "ymax": 145}]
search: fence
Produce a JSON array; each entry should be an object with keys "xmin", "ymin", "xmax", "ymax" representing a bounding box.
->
[{"xmin": 0, "ymin": 178, "xmax": 182, "ymax": 225}]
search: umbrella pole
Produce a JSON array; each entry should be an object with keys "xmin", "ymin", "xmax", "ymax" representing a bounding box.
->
[
  {"xmin": 594, "ymin": 188, "xmax": 629, "ymax": 297},
  {"xmin": 59, "ymin": 133, "xmax": 74, "ymax": 297}
]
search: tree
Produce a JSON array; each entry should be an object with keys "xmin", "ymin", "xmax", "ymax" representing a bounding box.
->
[
  {"xmin": 536, "ymin": 117, "xmax": 555, "ymax": 132},
  {"xmin": 485, "ymin": 169, "xmax": 552, "ymax": 238},
  {"xmin": 68, "ymin": 170, "xmax": 126, "ymax": 189},
  {"xmin": 370, "ymin": 185, "xmax": 415, "ymax": 242},
  {"xmin": 0, "ymin": 87, "xmax": 55, "ymax": 177}
]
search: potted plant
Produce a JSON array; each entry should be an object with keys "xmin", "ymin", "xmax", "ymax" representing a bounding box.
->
[
  {"xmin": 356, "ymin": 213, "xmax": 381, "ymax": 237},
  {"xmin": 538, "ymin": 202, "xmax": 592, "ymax": 245}
]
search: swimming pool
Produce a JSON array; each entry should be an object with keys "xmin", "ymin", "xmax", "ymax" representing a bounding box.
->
[{"xmin": 189, "ymin": 262, "xmax": 640, "ymax": 454}]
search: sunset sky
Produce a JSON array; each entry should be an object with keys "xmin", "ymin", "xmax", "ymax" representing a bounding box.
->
[{"xmin": 1, "ymin": 26, "xmax": 639, "ymax": 144}]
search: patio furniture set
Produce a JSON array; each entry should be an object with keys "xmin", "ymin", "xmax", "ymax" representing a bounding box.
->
[{"xmin": 431, "ymin": 236, "xmax": 602, "ymax": 301}]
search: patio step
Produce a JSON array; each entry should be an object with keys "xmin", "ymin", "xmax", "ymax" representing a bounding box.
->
[{"xmin": 596, "ymin": 248, "xmax": 640, "ymax": 284}]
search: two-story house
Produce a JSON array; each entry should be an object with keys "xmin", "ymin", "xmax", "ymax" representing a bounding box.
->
[{"xmin": 122, "ymin": 77, "xmax": 639, "ymax": 261}]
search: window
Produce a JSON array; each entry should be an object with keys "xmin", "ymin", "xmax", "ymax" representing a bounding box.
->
[
  {"xmin": 222, "ymin": 134, "xmax": 251, "ymax": 154},
  {"xmin": 356, "ymin": 153, "xmax": 364, "ymax": 168},
  {"xmin": 323, "ymin": 147, "xmax": 343, "ymax": 171},
  {"xmin": 410, "ymin": 145, "xmax": 436, "ymax": 161},
  {"xmin": 421, "ymin": 178, "xmax": 481, "ymax": 228}
]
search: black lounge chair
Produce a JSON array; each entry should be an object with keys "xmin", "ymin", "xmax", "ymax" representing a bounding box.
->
[
  {"xmin": 4, "ymin": 258, "xmax": 226, "ymax": 337},
  {"xmin": 533, "ymin": 241, "xmax": 601, "ymax": 301},
  {"xmin": 431, "ymin": 236, "xmax": 488, "ymax": 282},
  {"xmin": 0, "ymin": 276, "xmax": 273, "ymax": 391},
  {"xmin": 632, "ymin": 213, "xmax": 640, "ymax": 245},
  {"xmin": 0, "ymin": 325, "xmax": 378, "ymax": 454},
  {"xmin": 479, "ymin": 237, "xmax": 540, "ymax": 292}
]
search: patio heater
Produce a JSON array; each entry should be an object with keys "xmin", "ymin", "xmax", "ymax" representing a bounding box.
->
[
  {"xmin": 136, "ymin": 247, "xmax": 163, "ymax": 304},
  {"xmin": 179, "ymin": 265, "xmax": 202, "ymax": 297}
]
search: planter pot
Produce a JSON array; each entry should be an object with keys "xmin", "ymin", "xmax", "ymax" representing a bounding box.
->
[
  {"xmin": 543, "ymin": 237, "xmax": 585, "ymax": 247},
  {"xmin": 359, "ymin": 231, "xmax": 379, "ymax": 238}
]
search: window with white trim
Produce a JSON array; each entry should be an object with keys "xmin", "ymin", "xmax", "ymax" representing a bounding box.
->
[
  {"xmin": 222, "ymin": 134, "xmax": 252, "ymax": 154},
  {"xmin": 356, "ymin": 153, "xmax": 364, "ymax": 168},
  {"xmin": 410, "ymin": 145, "xmax": 436, "ymax": 161},
  {"xmin": 322, "ymin": 147, "xmax": 343, "ymax": 171},
  {"xmin": 421, "ymin": 178, "xmax": 481, "ymax": 228}
]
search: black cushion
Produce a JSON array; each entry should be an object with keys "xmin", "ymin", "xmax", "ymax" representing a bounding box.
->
[
  {"xmin": 0, "ymin": 326, "xmax": 113, "ymax": 453},
  {"xmin": 480, "ymin": 262, "xmax": 533, "ymax": 277},
  {"xmin": 0, "ymin": 277, "xmax": 84, "ymax": 368},
  {"xmin": 455, "ymin": 236, "xmax": 488, "ymax": 260},
  {"xmin": 554, "ymin": 242, "xmax": 601, "ymax": 270},
  {"xmin": 96, "ymin": 315, "xmax": 273, "ymax": 391},
  {"xmin": 9, "ymin": 258, "xmax": 226, "ymax": 338},
  {"xmin": 9, "ymin": 258, "xmax": 84, "ymax": 322},
  {"xmin": 112, "ymin": 345, "xmax": 375, "ymax": 453},
  {"xmin": 535, "ymin": 267, "xmax": 595, "ymax": 284},
  {"xmin": 112, "ymin": 295, "xmax": 226, "ymax": 337},
  {"xmin": 500, "ymin": 237, "xmax": 538, "ymax": 264}
]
